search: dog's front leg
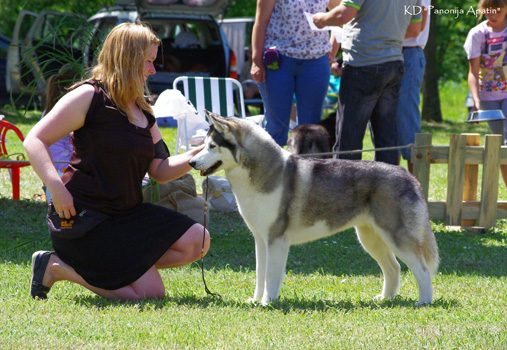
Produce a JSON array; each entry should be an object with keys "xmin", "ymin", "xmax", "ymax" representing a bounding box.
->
[
  {"xmin": 248, "ymin": 234, "xmax": 267, "ymax": 303},
  {"xmin": 262, "ymin": 235, "xmax": 290, "ymax": 305}
]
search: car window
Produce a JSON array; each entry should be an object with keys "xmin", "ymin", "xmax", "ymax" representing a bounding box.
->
[
  {"xmin": 95, "ymin": 17, "xmax": 119, "ymax": 44},
  {"xmin": 145, "ymin": 18, "xmax": 222, "ymax": 48},
  {"xmin": 19, "ymin": 16, "xmax": 37, "ymax": 43}
]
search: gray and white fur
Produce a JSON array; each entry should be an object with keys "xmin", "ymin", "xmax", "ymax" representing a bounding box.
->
[{"xmin": 190, "ymin": 111, "xmax": 439, "ymax": 306}]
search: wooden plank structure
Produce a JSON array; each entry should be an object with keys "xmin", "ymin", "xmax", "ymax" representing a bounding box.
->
[{"xmin": 412, "ymin": 133, "xmax": 506, "ymax": 228}]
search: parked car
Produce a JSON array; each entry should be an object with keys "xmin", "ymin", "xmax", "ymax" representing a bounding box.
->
[
  {"xmin": 0, "ymin": 34, "xmax": 10, "ymax": 100},
  {"xmin": 7, "ymin": 0, "xmax": 237, "ymax": 103},
  {"xmin": 6, "ymin": 10, "xmax": 86, "ymax": 107}
]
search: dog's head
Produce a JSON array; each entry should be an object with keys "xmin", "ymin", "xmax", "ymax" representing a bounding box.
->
[{"xmin": 189, "ymin": 110, "xmax": 248, "ymax": 176}]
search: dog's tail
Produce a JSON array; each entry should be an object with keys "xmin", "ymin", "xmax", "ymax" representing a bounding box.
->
[{"xmin": 422, "ymin": 225, "xmax": 440, "ymax": 275}]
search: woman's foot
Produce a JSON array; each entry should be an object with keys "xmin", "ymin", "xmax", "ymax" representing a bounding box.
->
[{"xmin": 30, "ymin": 251, "xmax": 54, "ymax": 299}]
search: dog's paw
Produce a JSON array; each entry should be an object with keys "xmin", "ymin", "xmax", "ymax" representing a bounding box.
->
[
  {"xmin": 261, "ymin": 296, "xmax": 275, "ymax": 306},
  {"xmin": 246, "ymin": 297, "xmax": 260, "ymax": 304},
  {"xmin": 414, "ymin": 300, "xmax": 432, "ymax": 307},
  {"xmin": 373, "ymin": 294, "xmax": 385, "ymax": 302}
]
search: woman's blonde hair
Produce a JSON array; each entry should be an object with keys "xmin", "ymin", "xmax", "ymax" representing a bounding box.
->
[
  {"xmin": 478, "ymin": 0, "xmax": 507, "ymax": 20},
  {"xmin": 90, "ymin": 22, "xmax": 160, "ymax": 123}
]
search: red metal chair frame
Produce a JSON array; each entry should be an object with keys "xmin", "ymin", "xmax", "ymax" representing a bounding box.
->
[{"xmin": 0, "ymin": 120, "xmax": 31, "ymax": 200}]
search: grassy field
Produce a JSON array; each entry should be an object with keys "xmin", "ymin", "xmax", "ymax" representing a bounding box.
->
[{"xmin": 1, "ymin": 82, "xmax": 507, "ymax": 349}]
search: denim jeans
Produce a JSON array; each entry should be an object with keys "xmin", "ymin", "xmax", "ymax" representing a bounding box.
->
[
  {"xmin": 395, "ymin": 47, "xmax": 426, "ymax": 161},
  {"xmin": 333, "ymin": 60, "xmax": 404, "ymax": 165},
  {"xmin": 481, "ymin": 99, "xmax": 507, "ymax": 145},
  {"xmin": 260, "ymin": 54, "xmax": 330, "ymax": 146}
]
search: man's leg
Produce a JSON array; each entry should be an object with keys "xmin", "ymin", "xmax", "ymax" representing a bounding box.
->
[
  {"xmin": 333, "ymin": 65, "xmax": 382, "ymax": 160},
  {"xmin": 396, "ymin": 47, "xmax": 426, "ymax": 170},
  {"xmin": 370, "ymin": 61, "xmax": 404, "ymax": 165}
]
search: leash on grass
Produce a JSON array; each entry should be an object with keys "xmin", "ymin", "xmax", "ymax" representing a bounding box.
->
[{"xmin": 200, "ymin": 176, "xmax": 222, "ymax": 298}]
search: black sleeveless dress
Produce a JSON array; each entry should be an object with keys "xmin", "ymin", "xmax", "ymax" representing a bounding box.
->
[{"xmin": 51, "ymin": 80, "xmax": 197, "ymax": 290}]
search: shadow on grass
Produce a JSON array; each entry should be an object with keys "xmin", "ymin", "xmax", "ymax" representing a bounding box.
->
[
  {"xmin": 71, "ymin": 293, "xmax": 228, "ymax": 311},
  {"xmin": 269, "ymin": 295, "xmax": 460, "ymax": 313},
  {"xmin": 3, "ymin": 198, "xmax": 507, "ymax": 281},
  {"xmin": 206, "ymin": 211, "xmax": 507, "ymax": 278},
  {"xmin": 0, "ymin": 197, "xmax": 49, "ymax": 262},
  {"xmin": 71, "ymin": 292, "xmax": 459, "ymax": 312}
]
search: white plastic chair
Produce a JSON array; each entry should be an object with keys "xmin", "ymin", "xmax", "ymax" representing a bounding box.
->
[
  {"xmin": 152, "ymin": 89, "xmax": 209, "ymax": 155},
  {"xmin": 172, "ymin": 76, "xmax": 264, "ymax": 153}
]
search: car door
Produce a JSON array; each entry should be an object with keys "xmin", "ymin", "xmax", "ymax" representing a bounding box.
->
[
  {"xmin": 7, "ymin": 11, "xmax": 86, "ymax": 100},
  {"xmin": 6, "ymin": 10, "xmax": 37, "ymax": 94}
]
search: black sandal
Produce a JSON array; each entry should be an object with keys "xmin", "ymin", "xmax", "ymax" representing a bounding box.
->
[{"xmin": 30, "ymin": 250, "xmax": 54, "ymax": 300}]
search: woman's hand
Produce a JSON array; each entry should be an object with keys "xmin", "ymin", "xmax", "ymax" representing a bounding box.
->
[
  {"xmin": 251, "ymin": 60, "xmax": 265, "ymax": 83},
  {"xmin": 189, "ymin": 144, "xmax": 205, "ymax": 155},
  {"xmin": 50, "ymin": 186, "xmax": 76, "ymax": 219}
]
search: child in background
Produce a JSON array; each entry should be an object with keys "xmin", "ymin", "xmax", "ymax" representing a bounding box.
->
[
  {"xmin": 42, "ymin": 64, "xmax": 79, "ymax": 202},
  {"xmin": 464, "ymin": 0, "xmax": 507, "ymax": 185},
  {"xmin": 324, "ymin": 57, "xmax": 343, "ymax": 107}
]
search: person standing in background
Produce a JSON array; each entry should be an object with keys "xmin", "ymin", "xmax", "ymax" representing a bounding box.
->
[
  {"xmin": 250, "ymin": 0, "xmax": 341, "ymax": 146},
  {"xmin": 396, "ymin": 0, "xmax": 431, "ymax": 173},
  {"xmin": 464, "ymin": 0, "xmax": 507, "ymax": 186},
  {"xmin": 313, "ymin": 0, "xmax": 422, "ymax": 165}
]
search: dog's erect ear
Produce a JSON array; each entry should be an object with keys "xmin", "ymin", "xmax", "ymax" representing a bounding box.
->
[{"xmin": 204, "ymin": 109, "xmax": 235, "ymax": 139}]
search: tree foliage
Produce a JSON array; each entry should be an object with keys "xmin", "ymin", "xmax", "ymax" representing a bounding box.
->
[
  {"xmin": 422, "ymin": 0, "xmax": 479, "ymax": 121},
  {"xmin": 1, "ymin": 0, "xmax": 480, "ymax": 85},
  {"xmin": 0, "ymin": 0, "xmax": 492, "ymax": 122},
  {"xmin": 225, "ymin": 0, "xmax": 257, "ymax": 17},
  {"xmin": 0, "ymin": 0, "xmax": 114, "ymax": 39},
  {"xmin": 433, "ymin": 0, "xmax": 478, "ymax": 83}
]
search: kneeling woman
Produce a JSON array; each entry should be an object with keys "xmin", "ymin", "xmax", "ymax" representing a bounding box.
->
[{"xmin": 24, "ymin": 22, "xmax": 209, "ymax": 301}]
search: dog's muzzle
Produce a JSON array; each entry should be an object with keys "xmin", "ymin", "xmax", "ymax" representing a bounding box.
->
[{"xmin": 189, "ymin": 160, "xmax": 222, "ymax": 176}]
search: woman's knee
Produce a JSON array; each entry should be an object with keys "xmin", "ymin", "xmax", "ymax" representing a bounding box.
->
[
  {"xmin": 128, "ymin": 267, "xmax": 165, "ymax": 300},
  {"xmin": 106, "ymin": 281, "xmax": 165, "ymax": 301},
  {"xmin": 176, "ymin": 223, "xmax": 210, "ymax": 261},
  {"xmin": 187, "ymin": 223, "xmax": 210, "ymax": 259}
]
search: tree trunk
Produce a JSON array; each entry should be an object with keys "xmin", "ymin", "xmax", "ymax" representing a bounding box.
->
[{"xmin": 422, "ymin": 1, "xmax": 443, "ymax": 122}]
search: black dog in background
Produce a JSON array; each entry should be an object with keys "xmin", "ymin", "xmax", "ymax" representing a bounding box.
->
[{"xmin": 287, "ymin": 112, "xmax": 336, "ymax": 158}]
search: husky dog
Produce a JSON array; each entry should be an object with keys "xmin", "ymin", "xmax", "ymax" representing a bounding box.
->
[
  {"xmin": 287, "ymin": 113, "xmax": 336, "ymax": 158},
  {"xmin": 190, "ymin": 111, "xmax": 439, "ymax": 306},
  {"xmin": 286, "ymin": 123, "xmax": 331, "ymax": 158}
]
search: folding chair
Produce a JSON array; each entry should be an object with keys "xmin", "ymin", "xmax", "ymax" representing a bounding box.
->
[
  {"xmin": 241, "ymin": 79, "xmax": 264, "ymax": 114},
  {"xmin": 0, "ymin": 120, "xmax": 31, "ymax": 200},
  {"xmin": 172, "ymin": 76, "xmax": 264, "ymax": 153}
]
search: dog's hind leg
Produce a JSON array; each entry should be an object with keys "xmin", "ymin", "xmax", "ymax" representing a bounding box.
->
[
  {"xmin": 262, "ymin": 235, "xmax": 290, "ymax": 305},
  {"xmin": 390, "ymin": 242, "xmax": 433, "ymax": 305},
  {"xmin": 248, "ymin": 234, "xmax": 268, "ymax": 303},
  {"xmin": 355, "ymin": 225, "xmax": 401, "ymax": 300}
]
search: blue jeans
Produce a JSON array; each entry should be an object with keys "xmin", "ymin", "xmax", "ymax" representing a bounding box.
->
[
  {"xmin": 395, "ymin": 47, "xmax": 426, "ymax": 160},
  {"xmin": 260, "ymin": 54, "xmax": 330, "ymax": 146},
  {"xmin": 481, "ymin": 99, "xmax": 507, "ymax": 145},
  {"xmin": 333, "ymin": 61, "xmax": 404, "ymax": 165}
]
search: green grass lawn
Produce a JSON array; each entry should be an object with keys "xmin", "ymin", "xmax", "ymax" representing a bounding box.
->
[{"xmin": 1, "ymin": 82, "xmax": 507, "ymax": 349}]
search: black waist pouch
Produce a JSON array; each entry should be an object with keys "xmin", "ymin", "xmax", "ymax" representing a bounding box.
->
[{"xmin": 47, "ymin": 204, "xmax": 110, "ymax": 239}]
